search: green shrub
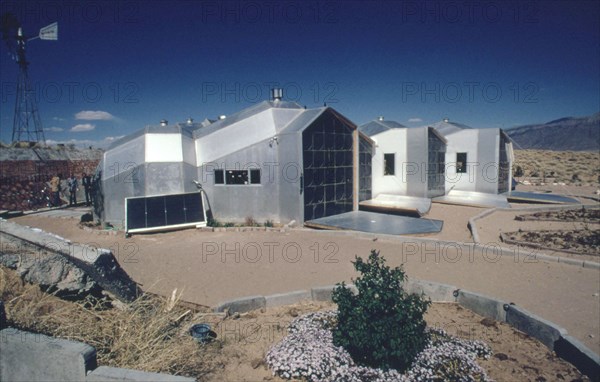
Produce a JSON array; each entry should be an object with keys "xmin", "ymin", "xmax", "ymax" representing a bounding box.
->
[
  {"xmin": 513, "ymin": 165, "xmax": 524, "ymax": 177},
  {"xmin": 207, "ymin": 217, "xmax": 221, "ymax": 227},
  {"xmin": 332, "ymin": 250, "xmax": 430, "ymax": 372},
  {"xmin": 264, "ymin": 219, "xmax": 274, "ymax": 227},
  {"xmin": 244, "ymin": 216, "xmax": 257, "ymax": 227}
]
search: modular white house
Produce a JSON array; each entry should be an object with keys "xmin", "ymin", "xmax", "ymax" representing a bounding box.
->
[
  {"xmin": 430, "ymin": 119, "xmax": 513, "ymax": 195},
  {"xmin": 357, "ymin": 117, "xmax": 514, "ymax": 212},
  {"xmin": 95, "ymin": 92, "xmax": 361, "ymax": 231},
  {"xmin": 357, "ymin": 118, "xmax": 446, "ymax": 214}
]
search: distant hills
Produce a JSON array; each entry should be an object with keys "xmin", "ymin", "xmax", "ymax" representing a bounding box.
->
[{"xmin": 505, "ymin": 112, "xmax": 599, "ymax": 151}]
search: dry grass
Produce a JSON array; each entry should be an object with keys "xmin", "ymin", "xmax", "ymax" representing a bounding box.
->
[
  {"xmin": 0, "ymin": 266, "xmax": 218, "ymax": 379},
  {"xmin": 513, "ymin": 149, "xmax": 600, "ymax": 184}
]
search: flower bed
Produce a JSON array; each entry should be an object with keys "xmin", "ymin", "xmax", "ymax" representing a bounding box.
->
[{"xmin": 266, "ymin": 310, "xmax": 492, "ymax": 382}]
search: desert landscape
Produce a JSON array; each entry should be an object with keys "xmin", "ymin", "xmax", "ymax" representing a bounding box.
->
[
  {"xmin": 1, "ymin": 148, "xmax": 599, "ymax": 382},
  {"xmin": 512, "ymin": 149, "xmax": 600, "ymax": 187},
  {"xmin": 1, "ymin": 1, "xmax": 598, "ymax": 379}
]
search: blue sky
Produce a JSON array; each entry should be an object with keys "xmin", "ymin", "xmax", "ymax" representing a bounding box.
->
[{"xmin": 1, "ymin": 0, "xmax": 598, "ymax": 147}]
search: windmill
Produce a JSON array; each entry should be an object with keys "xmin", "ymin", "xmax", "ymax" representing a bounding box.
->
[{"xmin": 1, "ymin": 13, "xmax": 58, "ymax": 145}]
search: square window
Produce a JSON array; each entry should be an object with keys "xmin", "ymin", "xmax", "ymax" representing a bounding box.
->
[
  {"xmin": 384, "ymin": 153, "xmax": 395, "ymax": 175},
  {"xmin": 225, "ymin": 170, "xmax": 249, "ymax": 185},
  {"xmin": 215, "ymin": 169, "xmax": 224, "ymax": 184},
  {"xmin": 456, "ymin": 153, "xmax": 467, "ymax": 173},
  {"xmin": 250, "ymin": 169, "xmax": 260, "ymax": 184}
]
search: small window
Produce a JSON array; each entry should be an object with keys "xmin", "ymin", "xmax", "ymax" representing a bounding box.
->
[
  {"xmin": 384, "ymin": 153, "xmax": 395, "ymax": 175},
  {"xmin": 226, "ymin": 170, "xmax": 249, "ymax": 185},
  {"xmin": 250, "ymin": 169, "xmax": 260, "ymax": 184},
  {"xmin": 216, "ymin": 169, "xmax": 261, "ymax": 185},
  {"xmin": 215, "ymin": 170, "xmax": 224, "ymax": 184},
  {"xmin": 456, "ymin": 153, "xmax": 467, "ymax": 173}
]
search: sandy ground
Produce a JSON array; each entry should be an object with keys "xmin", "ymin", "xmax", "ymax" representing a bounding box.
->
[
  {"xmin": 9, "ymin": 203, "xmax": 600, "ymax": 356},
  {"xmin": 418, "ymin": 203, "xmax": 485, "ymax": 242}
]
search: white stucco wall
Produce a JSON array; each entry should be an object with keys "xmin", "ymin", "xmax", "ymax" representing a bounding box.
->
[
  {"xmin": 370, "ymin": 129, "xmax": 408, "ymax": 197},
  {"xmin": 145, "ymin": 134, "xmax": 183, "ymax": 163},
  {"xmin": 444, "ymin": 129, "xmax": 479, "ymax": 192},
  {"xmin": 102, "ymin": 135, "xmax": 145, "ymax": 181}
]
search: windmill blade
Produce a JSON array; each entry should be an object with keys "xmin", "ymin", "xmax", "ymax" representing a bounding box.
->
[{"xmin": 39, "ymin": 22, "xmax": 58, "ymax": 40}]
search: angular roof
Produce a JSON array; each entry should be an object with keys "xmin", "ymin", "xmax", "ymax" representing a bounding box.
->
[
  {"xmin": 279, "ymin": 107, "xmax": 326, "ymax": 134},
  {"xmin": 429, "ymin": 120, "xmax": 474, "ymax": 136},
  {"xmin": 192, "ymin": 100, "xmax": 304, "ymax": 139},
  {"xmin": 359, "ymin": 119, "xmax": 406, "ymax": 137}
]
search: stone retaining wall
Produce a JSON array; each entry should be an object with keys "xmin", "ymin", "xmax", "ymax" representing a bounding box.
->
[{"xmin": 0, "ymin": 219, "xmax": 138, "ymax": 302}]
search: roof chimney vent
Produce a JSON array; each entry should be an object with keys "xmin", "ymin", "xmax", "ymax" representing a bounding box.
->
[
  {"xmin": 160, "ymin": 119, "xmax": 168, "ymax": 126},
  {"xmin": 378, "ymin": 116, "xmax": 384, "ymax": 121},
  {"xmin": 218, "ymin": 115, "xmax": 226, "ymax": 120},
  {"xmin": 186, "ymin": 117, "xmax": 194, "ymax": 125},
  {"xmin": 271, "ymin": 88, "xmax": 283, "ymax": 102},
  {"xmin": 443, "ymin": 118, "xmax": 449, "ymax": 123}
]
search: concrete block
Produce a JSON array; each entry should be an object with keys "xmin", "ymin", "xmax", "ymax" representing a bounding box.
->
[
  {"xmin": 457, "ymin": 290, "xmax": 507, "ymax": 322},
  {"xmin": 86, "ymin": 366, "xmax": 195, "ymax": 382},
  {"xmin": 406, "ymin": 279, "xmax": 456, "ymax": 302},
  {"xmin": 214, "ymin": 295, "xmax": 266, "ymax": 314},
  {"xmin": 505, "ymin": 305, "xmax": 567, "ymax": 350},
  {"xmin": 310, "ymin": 284, "xmax": 357, "ymax": 302},
  {"xmin": 311, "ymin": 285, "xmax": 336, "ymax": 302},
  {"xmin": 265, "ymin": 290, "xmax": 311, "ymax": 308},
  {"xmin": 554, "ymin": 335, "xmax": 600, "ymax": 380},
  {"xmin": 583, "ymin": 260, "xmax": 600, "ymax": 270},
  {"xmin": 557, "ymin": 256, "xmax": 584, "ymax": 267},
  {"xmin": 0, "ymin": 327, "xmax": 97, "ymax": 382}
]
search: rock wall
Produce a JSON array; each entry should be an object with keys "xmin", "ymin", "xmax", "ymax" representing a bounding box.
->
[{"xmin": 0, "ymin": 146, "xmax": 103, "ymax": 211}]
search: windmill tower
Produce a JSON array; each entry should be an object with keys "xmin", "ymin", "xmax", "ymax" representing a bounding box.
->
[{"xmin": 1, "ymin": 13, "xmax": 57, "ymax": 144}]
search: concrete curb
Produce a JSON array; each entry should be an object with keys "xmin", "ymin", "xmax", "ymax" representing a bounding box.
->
[
  {"xmin": 0, "ymin": 328, "xmax": 195, "ymax": 382},
  {"xmin": 0, "ymin": 327, "xmax": 97, "ymax": 382},
  {"xmin": 456, "ymin": 289, "xmax": 507, "ymax": 322},
  {"xmin": 405, "ymin": 279, "xmax": 456, "ymax": 302},
  {"xmin": 213, "ymin": 295, "xmax": 266, "ymax": 314},
  {"xmin": 555, "ymin": 335, "xmax": 600, "ymax": 380},
  {"xmin": 467, "ymin": 207, "xmax": 497, "ymax": 243},
  {"xmin": 87, "ymin": 366, "xmax": 194, "ymax": 382},
  {"xmin": 265, "ymin": 290, "xmax": 311, "ymax": 308},
  {"xmin": 505, "ymin": 304, "xmax": 567, "ymax": 349},
  {"xmin": 212, "ymin": 278, "xmax": 600, "ymax": 380}
]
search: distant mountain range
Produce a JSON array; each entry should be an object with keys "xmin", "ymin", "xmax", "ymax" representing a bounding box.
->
[{"xmin": 505, "ymin": 112, "xmax": 600, "ymax": 151}]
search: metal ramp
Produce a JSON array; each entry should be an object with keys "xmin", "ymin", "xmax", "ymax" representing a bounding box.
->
[
  {"xmin": 503, "ymin": 191, "xmax": 580, "ymax": 204},
  {"xmin": 433, "ymin": 190, "xmax": 511, "ymax": 208},
  {"xmin": 305, "ymin": 210, "xmax": 443, "ymax": 235},
  {"xmin": 359, "ymin": 194, "xmax": 431, "ymax": 216}
]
